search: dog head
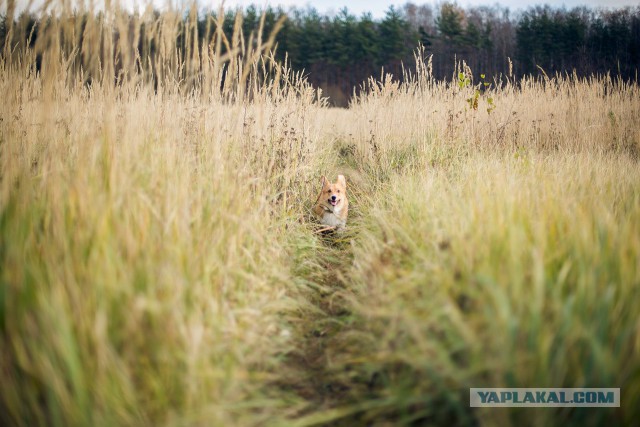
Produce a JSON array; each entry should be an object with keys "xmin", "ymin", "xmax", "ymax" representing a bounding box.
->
[{"xmin": 319, "ymin": 175, "xmax": 347, "ymax": 211}]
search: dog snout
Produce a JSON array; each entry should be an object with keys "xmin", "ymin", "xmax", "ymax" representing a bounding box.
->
[{"xmin": 331, "ymin": 195, "xmax": 337, "ymax": 201}]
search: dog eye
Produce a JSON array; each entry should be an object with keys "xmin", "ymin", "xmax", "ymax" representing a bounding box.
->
[
  {"xmin": 327, "ymin": 189, "xmax": 332, "ymax": 193},
  {"xmin": 337, "ymin": 190, "xmax": 340, "ymax": 193}
]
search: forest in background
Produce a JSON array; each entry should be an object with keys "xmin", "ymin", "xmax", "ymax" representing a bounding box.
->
[{"xmin": 2, "ymin": 2, "xmax": 639, "ymax": 105}]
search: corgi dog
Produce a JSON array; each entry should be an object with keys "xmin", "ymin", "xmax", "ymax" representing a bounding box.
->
[{"xmin": 314, "ymin": 175, "xmax": 349, "ymax": 231}]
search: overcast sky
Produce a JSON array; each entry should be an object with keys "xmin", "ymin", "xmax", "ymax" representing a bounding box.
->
[
  {"xmin": 219, "ymin": 0, "xmax": 639, "ymax": 18},
  {"xmin": 8, "ymin": 1, "xmax": 640, "ymax": 17}
]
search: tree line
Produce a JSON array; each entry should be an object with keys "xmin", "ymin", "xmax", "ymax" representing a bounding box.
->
[
  {"xmin": 2, "ymin": 2, "xmax": 639, "ymax": 105},
  {"xmin": 275, "ymin": 2, "xmax": 640, "ymax": 104}
]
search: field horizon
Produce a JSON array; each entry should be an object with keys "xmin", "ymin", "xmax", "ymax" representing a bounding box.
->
[{"xmin": 1, "ymin": 4, "xmax": 639, "ymax": 426}]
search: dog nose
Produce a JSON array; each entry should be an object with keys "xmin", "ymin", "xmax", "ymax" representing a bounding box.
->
[{"xmin": 331, "ymin": 195, "xmax": 336, "ymax": 201}]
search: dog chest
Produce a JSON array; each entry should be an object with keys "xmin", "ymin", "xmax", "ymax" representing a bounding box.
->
[{"xmin": 321, "ymin": 211, "xmax": 346, "ymax": 228}]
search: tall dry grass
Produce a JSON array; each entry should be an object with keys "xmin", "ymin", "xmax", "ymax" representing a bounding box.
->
[
  {"xmin": 1, "ymin": 3, "xmax": 325, "ymax": 425},
  {"xmin": 1, "ymin": 2, "xmax": 640, "ymax": 427}
]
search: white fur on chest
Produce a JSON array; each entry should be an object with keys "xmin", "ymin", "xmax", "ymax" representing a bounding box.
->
[{"xmin": 321, "ymin": 209, "xmax": 346, "ymax": 228}]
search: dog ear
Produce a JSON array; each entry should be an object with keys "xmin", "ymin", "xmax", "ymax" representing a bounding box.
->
[
  {"xmin": 337, "ymin": 175, "xmax": 346, "ymax": 188},
  {"xmin": 320, "ymin": 175, "xmax": 328, "ymax": 187}
]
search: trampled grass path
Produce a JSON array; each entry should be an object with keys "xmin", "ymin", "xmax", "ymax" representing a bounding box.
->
[{"xmin": 280, "ymin": 231, "xmax": 376, "ymax": 427}]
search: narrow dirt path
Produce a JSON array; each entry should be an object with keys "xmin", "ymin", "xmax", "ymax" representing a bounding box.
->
[{"xmin": 285, "ymin": 236, "xmax": 354, "ymax": 404}]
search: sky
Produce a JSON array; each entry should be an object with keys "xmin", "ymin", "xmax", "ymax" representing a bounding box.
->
[
  {"xmin": 7, "ymin": 0, "xmax": 640, "ymax": 17},
  {"xmin": 218, "ymin": 0, "xmax": 639, "ymax": 18}
]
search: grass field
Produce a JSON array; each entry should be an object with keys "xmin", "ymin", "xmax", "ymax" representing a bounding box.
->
[{"xmin": 1, "ymin": 4, "xmax": 639, "ymax": 426}]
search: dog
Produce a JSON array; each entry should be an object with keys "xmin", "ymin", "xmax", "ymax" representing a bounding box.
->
[{"xmin": 313, "ymin": 175, "xmax": 349, "ymax": 231}]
